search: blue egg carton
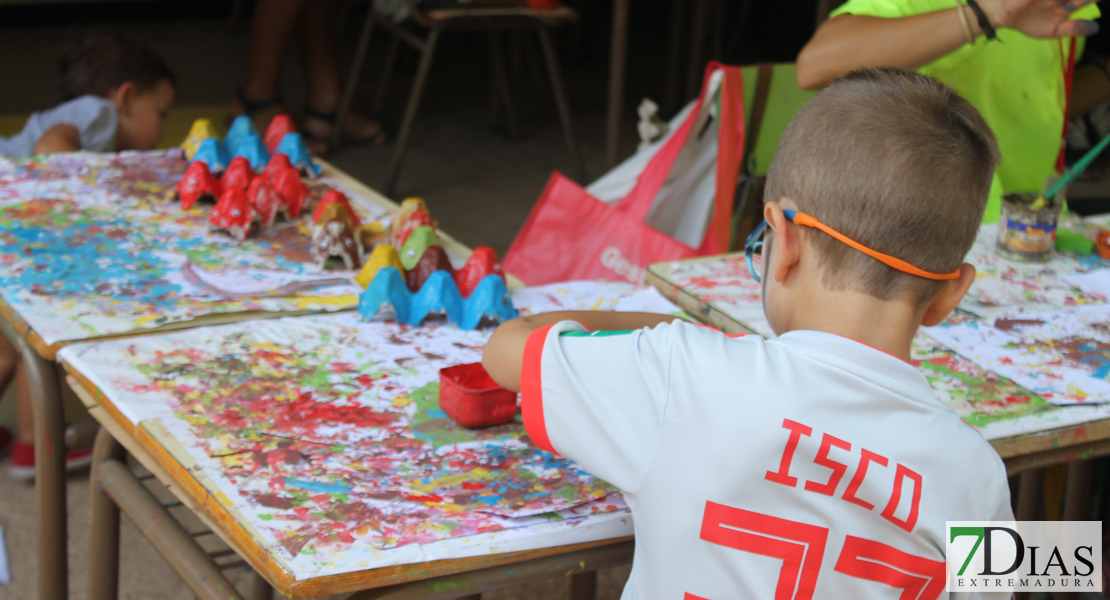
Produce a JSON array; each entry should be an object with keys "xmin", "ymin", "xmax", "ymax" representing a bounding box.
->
[{"xmin": 358, "ymin": 267, "xmax": 518, "ymax": 330}]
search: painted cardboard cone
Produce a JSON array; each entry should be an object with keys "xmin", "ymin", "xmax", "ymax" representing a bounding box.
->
[
  {"xmin": 263, "ymin": 115, "xmax": 296, "ymax": 154},
  {"xmin": 393, "ymin": 210, "xmax": 434, "ymax": 247},
  {"xmin": 209, "ymin": 187, "xmax": 253, "ymax": 242},
  {"xmin": 459, "ymin": 274, "xmax": 518, "ymax": 329},
  {"xmin": 398, "ymin": 225, "xmax": 442, "ymax": 271},
  {"xmin": 408, "ymin": 270, "xmax": 464, "ymax": 326},
  {"xmin": 220, "ymin": 156, "xmax": 256, "ymax": 190},
  {"xmin": 262, "ymin": 153, "xmax": 293, "ymax": 181},
  {"xmin": 247, "ymin": 177, "xmax": 282, "ymax": 232},
  {"xmin": 356, "ymin": 245, "xmax": 405, "ymax": 288},
  {"xmin": 176, "ymin": 161, "xmax": 223, "ymax": 209},
  {"xmin": 233, "ymin": 134, "xmax": 271, "ymax": 171},
  {"xmin": 192, "ymin": 137, "xmax": 229, "ymax": 175},
  {"xmin": 224, "ymin": 115, "xmax": 257, "ymax": 157},
  {"xmin": 406, "ymin": 245, "xmax": 454, "ymax": 291},
  {"xmin": 391, "ymin": 198, "xmax": 430, "ymax": 239},
  {"xmin": 273, "ymin": 167, "xmax": 307, "ymax": 220},
  {"xmin": 454, "ymin": 247, "xmax": 504, "ymax": 297},
  {"xmin": 181, "ymin": 118, "xmax": 219, "ymax": 160},
  {"xmin": 275, "ymin": 133, "xmax": 321, "ymax": 178},
  {"xmin": 359, "ymin": 267, "xmax": 412, "ymax": 323},
  {"xmin": 312, "ymin": 217, "xmax": 362, "ymax": 270},
  {"xmin": 438, "ymin": 363, "xmax": 518, "ymax": 428},
  {"xmin": 313, "ymin": 190, "xmax": 360, "ymax": 229}
]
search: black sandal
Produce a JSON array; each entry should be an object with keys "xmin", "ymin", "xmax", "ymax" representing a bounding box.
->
[
  {"xmin": 304, "ymin": 107, "xmax": 394, "ymax": 147},
  {"xmin": 237, "ymin": 88, "xmax": 284, "ymax": 116},
  {"xmin": 228, "ymin": 88, "xmax": 286, "ymax": 129}
]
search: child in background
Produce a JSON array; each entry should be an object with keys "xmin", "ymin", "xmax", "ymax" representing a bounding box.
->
[
  {"xmin": 0, "ymin": 32, "xmax": 175, "ymax": 157},
  {"xmin": 0, "ymin": 32, "xmax": 175, "ymax": 479},
  {"xmin": 483, "ymin": 68, "xmax": 1013, "ymax": 598}
]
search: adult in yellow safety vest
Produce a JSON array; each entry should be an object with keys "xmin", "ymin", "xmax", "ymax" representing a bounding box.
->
[{"xmin": 798, "ymin": 0, "xmax": 1103, "ymax": 222}]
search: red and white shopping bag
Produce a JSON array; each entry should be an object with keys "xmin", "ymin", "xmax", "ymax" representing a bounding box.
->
[{"xmin": 503, "ymin": 62, "xmax": 745, "ymax": 285}]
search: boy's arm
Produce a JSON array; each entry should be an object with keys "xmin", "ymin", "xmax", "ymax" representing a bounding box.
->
[
  {"xmin": 483, "ymin": 311, "xmax": 681, "ymax": 392},
  {"xmin": 33, "ymin": 124, "xmax": 81, "ymax": 154}
]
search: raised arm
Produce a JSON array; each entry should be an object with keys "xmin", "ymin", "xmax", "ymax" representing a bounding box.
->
[
  {"xmin": 797, "ymin": 0, "xmax": 1099, "ymax": 90},
  {"xmin": 482, "ymin": 311, "xmax": 682, "ymax": 392}
]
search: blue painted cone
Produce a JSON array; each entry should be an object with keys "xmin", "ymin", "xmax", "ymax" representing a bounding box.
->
[
  {"xmin": 275, "ymin": 133, "xmax": 321, "ymax": 178},
  {"xmin": 233, "ymin": 134, "xmax": 271, "ymax": 172},
  {"xmin": 191, "ymin": 137, "xmax": 229, "ymax": 174},
  {"xmin": 224, "ymin": 115, "xmax": 257, "ymax": 157}
]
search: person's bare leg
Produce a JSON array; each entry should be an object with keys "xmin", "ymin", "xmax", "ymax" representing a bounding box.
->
[
  {"xmin": 233, "ymin": 0, "xmax": 308, "ymax": 131},
  {"xmin": 299, "ymin": 0, "xmax": 387, "ymax": 148}
]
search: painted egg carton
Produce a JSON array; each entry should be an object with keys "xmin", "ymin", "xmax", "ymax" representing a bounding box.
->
[{"xmin": 356, "ymin": 199, "xmax": 518, "ymax": 330}]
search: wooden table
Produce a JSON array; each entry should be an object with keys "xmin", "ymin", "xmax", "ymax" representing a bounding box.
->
[
  {"xmin": 60, "ymin": 308, "xmax": 636, "ymax": 600},
  {"xmin": 0, "ymin": 153, "xmax": 473, "ymax": 600},
  {"xmin": 646, "ymin": 252, "xmax": 1110, "ymax": 477}
]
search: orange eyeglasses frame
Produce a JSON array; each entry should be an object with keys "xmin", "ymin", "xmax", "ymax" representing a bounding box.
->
[{"xmin": 744, "ymin": 209, "xmax": 962, "ymax": 283}]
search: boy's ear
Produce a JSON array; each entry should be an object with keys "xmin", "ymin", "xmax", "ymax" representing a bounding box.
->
[
  {"xmin": 921, "ymin": 264, "xmax": 976, "ymax": 327},
  {"xmin": 110, "ymin": 82, "xmax": 137, "ymax": 115},
  {"xmin": 764, "ymin": 201, "xmax": 802, "ymax": 284}
]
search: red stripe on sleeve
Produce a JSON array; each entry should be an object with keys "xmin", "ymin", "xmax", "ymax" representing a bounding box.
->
[{"xmin": 521, "ymin": 324, "xmax": 558, "ymax": 454}]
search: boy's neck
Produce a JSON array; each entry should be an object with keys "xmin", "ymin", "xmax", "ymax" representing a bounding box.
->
[{"xmin": 775, "ymin": 287, "xmax": 923, "ymax": 363}]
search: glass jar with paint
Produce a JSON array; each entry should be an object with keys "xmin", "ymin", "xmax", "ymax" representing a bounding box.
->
[{"xmin": 996, "ymin": 193, "xmax": 1061, "ymax": 262}]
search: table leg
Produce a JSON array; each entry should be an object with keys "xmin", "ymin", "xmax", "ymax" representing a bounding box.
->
[
  {"xmin": 605, "ymin": 0, "xmax": 630, "ymax": 168},
  {"xmin": 569, "ymin": 570, "xmax": 597, "ymax": 600},
  {"xmin": 96, "ymin": 459, "xmax": 246, "ymax": 600},
  {"xmin": 1063, "ymin": 459, "xmax": 1094, "ymax": 520},
  {"xmin": 89, "ymin": 428, "xmax": 126, "ymax": 600},
  {"xmin": 1016, "ymin": 468, "xmax": 1044, "ymax": 521},
  {"xmin": 247, "ymin": 570, "xmax": 273, "ymax": 600},
  {"xmin": 0, "ymin": 316, "xmax": 67, "ymax": 600}
]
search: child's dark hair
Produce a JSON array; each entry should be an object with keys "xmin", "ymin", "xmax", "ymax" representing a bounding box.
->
[{"xmin": 59, "ymin": 32, "xmax": 175, "ymax": 101}]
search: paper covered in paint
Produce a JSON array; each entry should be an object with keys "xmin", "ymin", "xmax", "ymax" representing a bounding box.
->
[
  {"xmin": 0, "ymin": 151, "xmax": 392, "ymax": 345},
  {"xmin": 924, "ymin": 304, "xmax": 1110, "ymax": 404},
  {"xmin": 59, "ymin": 311, "xmax": 634, "ymax": 580},
  {"xmin": 958, "ymin": 224, "xmax": 1108, "ymax": 312}
]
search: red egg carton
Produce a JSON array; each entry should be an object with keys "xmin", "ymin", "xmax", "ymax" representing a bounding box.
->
[{"xmin": 438, "ymin": 363, "xmax": 518, "ymax": 428}]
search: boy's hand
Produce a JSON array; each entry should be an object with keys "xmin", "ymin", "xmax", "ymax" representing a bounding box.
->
[
  {"xmin": 33, "ymin": 124, "xmax": 81, "ymax": 155},
  {"xmin": 482, "ymin": 311, "xmax": 682, "ymax": 392}
]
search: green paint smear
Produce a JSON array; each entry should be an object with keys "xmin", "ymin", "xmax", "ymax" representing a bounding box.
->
[
  {"xmin": 918, "ymin": 359, "xmax": 1055, "ymax": 427},
  {"xmin": 408, "ymin": 381, "xmax": 525, "ymax": 448}
]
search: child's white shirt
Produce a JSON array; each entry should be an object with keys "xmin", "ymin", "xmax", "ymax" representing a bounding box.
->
[
  {"xmin": 521, "ymin": 320, "xmax": 1013, "ymax": 599},
  {"xmin": 0, "ymin": 95, "xmax": 117, "ymax": 157}
]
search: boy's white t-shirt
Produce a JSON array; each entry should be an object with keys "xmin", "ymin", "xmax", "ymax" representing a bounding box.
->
[{"xmin": 521, "ymin": 320, "xmax": 1013, "ymax": 600}]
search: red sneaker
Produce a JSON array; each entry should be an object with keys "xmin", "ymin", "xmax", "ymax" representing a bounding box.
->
[{"xmin": 8, "ymin": 441, "xmax": 93, "ymax": 481}]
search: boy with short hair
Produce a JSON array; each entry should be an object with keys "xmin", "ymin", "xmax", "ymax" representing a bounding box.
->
[
  {"xmin": 483, "ymin": 68, "xmax": 1013, "ymax": 598},
  {"xmin": 1, "ymin": 32, "xmax": 175, "ymax": 478}
]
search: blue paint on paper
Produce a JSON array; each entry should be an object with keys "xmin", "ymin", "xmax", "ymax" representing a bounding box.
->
[{"xmin": 283, "ymin": 478, "xmax": 352, "ymax": 494}]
